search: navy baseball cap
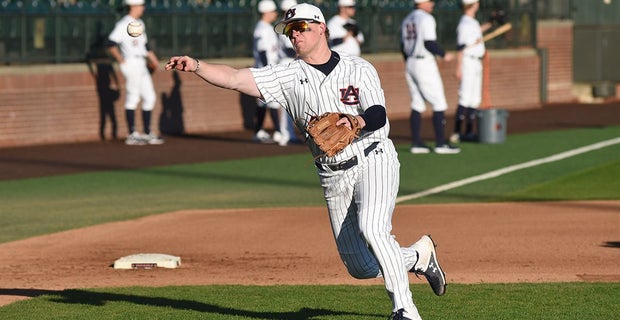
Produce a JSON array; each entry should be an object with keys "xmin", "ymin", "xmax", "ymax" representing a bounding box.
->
[{"xmin": 274, "ymin": 3, "xmax": 326, "ymax": 34}]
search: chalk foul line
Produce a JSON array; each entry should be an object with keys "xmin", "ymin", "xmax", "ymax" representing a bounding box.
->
[{"xmin": 396, "ymin": 137, "xmax": 620, "ymax": 203}]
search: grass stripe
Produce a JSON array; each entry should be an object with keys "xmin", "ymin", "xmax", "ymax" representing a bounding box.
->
[{"xmin": 396, "ymin": 137, "xmax": 620, "ymax": 203}]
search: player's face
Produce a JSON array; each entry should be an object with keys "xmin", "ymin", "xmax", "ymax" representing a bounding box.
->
[
  {"xmin": 342, "ymin": 5, "xmax": 356, "ymax": 17},
  {"xmin": 129, "ymin": 4, "xmax": 146, "ymax": 18},
  {"xmin": 419, "ymin": 1, "xmax": 434, "ymax": 13},
  {"xmin": 284, "ymin": 20, "xmax": 314, "ymax": 38},
  {"xmin": 286, "ymin": 21, "xmax": 324, "ymax": 57}
]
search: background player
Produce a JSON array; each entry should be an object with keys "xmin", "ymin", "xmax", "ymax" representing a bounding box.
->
[
  {"xmin": 251, "ymin": 0, "xmax": 284, "ymax": 144},
  {"xmin": 107, "ymin": 0, "xmax": 163, "ymax": 145},
  {"xmin": 401, "ymin": 0, "xmax": 459, "ymax": 154},
  {"xmin": 327, "ymin": 0, "xmax": 364, "ymax": 56},
  {"xmin": 275, "ymin": 0, "xmax": 302, "ymax": 145},
  {"xmin": 451, "ymin": 0, "xmax": 495, "ymax": 143},
  {"xmin": 165, "ymin": 3, "xmax": 446, "ymax": 319}
]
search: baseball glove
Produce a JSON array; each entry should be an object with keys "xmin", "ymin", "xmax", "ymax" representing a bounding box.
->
[
  {"xmin": 343, "ymin": 22, "xmax": 360, "ymax": 37},
  {"xmin": 307, "ymin": 112, "xmax": 362, "ymax": 157},
  {"xmin": 489, "ymin": 10, "xmax": 507, "ymax": 25}
]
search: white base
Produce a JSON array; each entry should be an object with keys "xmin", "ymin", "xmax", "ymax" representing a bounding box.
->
[{"xmin": 113, "ymin": 253, "xmax": 181, "ymax": 269}]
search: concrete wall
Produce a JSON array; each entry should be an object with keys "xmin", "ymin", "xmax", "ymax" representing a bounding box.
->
[{"xmin": 0, "ymin": 21, "xmax": 580, "ymax": 148}]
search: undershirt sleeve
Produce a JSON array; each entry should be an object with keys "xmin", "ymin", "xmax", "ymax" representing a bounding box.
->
[{"xmin": 359, "ymin": 105, "xmax": 386, "ymax": 131}]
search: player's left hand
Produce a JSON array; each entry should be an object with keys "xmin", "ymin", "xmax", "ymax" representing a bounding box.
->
[
  {"xmin": 336, "ymin": 115, "xmax": 365, "ymax": 130},
  {"xmin": 307, "ymin": 112, "xmax": 363, "ymax": 157},
  {"xmin": 343, "ymin": 23, "xmax": 360, "ymax": 37},
  {"xmin": 165, "ymin": 56, "xmax": 198, "ymax": 72}
]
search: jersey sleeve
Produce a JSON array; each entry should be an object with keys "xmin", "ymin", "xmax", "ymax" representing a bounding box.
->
[
  {"xmin": 457, "ymin": 19, "xmax": 474, "ymax": 46},
  {"xmin": 421, "ymin": 15, "xmax": 438, "ymax": 41},
  {"xmin": 250, "ymin": 64, "xmax": 292, "ymax": 108},
  {"xmin": 358, "ymin": 61, "xmax": 386, "ymax": 111},
  {"xmin": 108, "ymin": 20, "xmax": 124, "ymax": 43}
]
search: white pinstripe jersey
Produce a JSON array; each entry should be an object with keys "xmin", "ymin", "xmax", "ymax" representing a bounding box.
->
[
  {"xmin": 253, "ymin": 20, "xmax": 280, "ymax": 68},
  {"xmin": 327, "ymin": 15, "xmax": 364, "ymax": 57},
  {"xmin": 401, "ymin": 9, "xmax": 436, "ymax": 58},
  {"xmin": 251, "ymin": 52, "xmax": 390, "ymax": 164},
  {"xmin": 457, "ymin": 15, "xmax": 485, "ymax": 58}
]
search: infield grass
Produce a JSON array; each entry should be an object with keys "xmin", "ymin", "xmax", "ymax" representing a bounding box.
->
[
  {"xmin": 0, "ymin": 283, "xmax": 618, "ymax": 319},
  {"xmin": 0, "ymin": 126, "xmax": 618, "ymax": 243}
]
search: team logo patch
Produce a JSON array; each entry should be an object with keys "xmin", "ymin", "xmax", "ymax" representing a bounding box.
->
[
  {"xmin": 339, "ymin": 85, "xmax": 360, "ymax": 105},
  {"xmin": 285, "ymin": 8, "xmax": 296, "ymax": 20}
]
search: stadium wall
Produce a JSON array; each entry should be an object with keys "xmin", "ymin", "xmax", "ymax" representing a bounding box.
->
[{"xmin": 0, "ymin": 21, "xmax": 582, "ymax": 148}]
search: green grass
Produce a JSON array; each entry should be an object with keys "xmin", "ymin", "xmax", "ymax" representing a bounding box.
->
[
  {"xmin": 1, "ymin": 283, "xmax": 618, "ymax": 319},
  {"xmin": 1, "ymin": 126, "xmax": 619, "ymax": 318},
  {"xmin": 1, "ymin": 126, "xmax": 618, "ymax": 243}
]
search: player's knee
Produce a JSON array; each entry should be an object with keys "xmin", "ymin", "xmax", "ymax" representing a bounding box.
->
[{"xmin": 341, "ymin": 255, "xmax": 379, "ymax": 279}]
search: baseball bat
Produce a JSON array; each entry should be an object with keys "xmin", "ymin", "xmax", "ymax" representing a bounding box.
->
[
  {"xmin": 464, "ymin": 23, "xmax": 512, "ymax": 49},
  {"xmin": 482, "ymin": 23, "xmax": 512, "ymax": 42}
]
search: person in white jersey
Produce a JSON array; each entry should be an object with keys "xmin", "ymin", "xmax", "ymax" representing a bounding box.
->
[
  {"xmin": 401, "ymin": 0, "xmax": 459, "ymax": 154},
  {"xmin": 276, "ymin": 0, "xmax": 302, "ymax": 145},
  {"xmin": 327, "ymin": 0, "xmax": 364, "ymax": 56},
  {"xmin": 450, "ymin": 0, "xmax": 493, "ymax": 143},
  {"xmin": 252, "ymin": 0, "xmax": 285, "ymax": 144},
  {"xmin": 107, "ymin": 0, "xmax": 163, "ymax": 145},
  {"xmin": 166, "ymin": 4, "xmax": 446, "ymax": 320}
]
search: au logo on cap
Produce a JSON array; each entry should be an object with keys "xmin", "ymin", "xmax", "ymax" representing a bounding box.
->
[{"xmin": 286, "ymin": 8, "xmax": 296, "ymax": 19}]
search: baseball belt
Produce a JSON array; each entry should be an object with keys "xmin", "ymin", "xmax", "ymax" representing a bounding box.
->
[{"xmin": 315, "ymin": 142, "xmax": 379, "ymax": 172}]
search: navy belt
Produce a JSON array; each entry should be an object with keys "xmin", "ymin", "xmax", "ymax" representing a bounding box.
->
[
  {"xmin": 315, "ymin": 142, "xmax": 379, "ymax": 172},
  {"xmin": 467, "ymin": 55, "xmax": 483, "ymax": 60},
  {"xmin": 414, "ymin": 55, "xmax": 426, "ymax": 59}
]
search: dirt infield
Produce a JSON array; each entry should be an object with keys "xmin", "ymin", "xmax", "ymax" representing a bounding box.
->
[
  {"xmin": 0, "ymin": 102, "xmax": 619, "ymax": 307},
  {"xmin": 0, "ymin": 202, "xmax": 618, "ymax": 307}
]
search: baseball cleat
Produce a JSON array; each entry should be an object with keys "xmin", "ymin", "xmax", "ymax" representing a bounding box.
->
[
  {"xmin": 410, "ymin": 144, "xmax": 431, "ymax": 154},
  {"xmin": 410, "ymin": 235, "xmax": 447, "ymax": 296},
  {"xmin": 387, "ymin": 309, "xmax": 411, "ymax": 320},
  {"xmin": 388, "ymin": 308, "xmax": 421, "ymax": 320},
  {"xmin": 253, "ymin": 129, "xmax": 275, "ymax": 144},
  {"xmin": 272, "ymin": 131, "xmax": 289, "ymax": 146},
  {"xmin": 125, "ymin": 131, "xmax": 147, "ymax": 145},
  {"xmin": 144, "ymin": 133, "xmax": 165, "ymax": 145},
  {"xmin": 434, "ymin": 144, "xmax": 461, "ymax": 154}
]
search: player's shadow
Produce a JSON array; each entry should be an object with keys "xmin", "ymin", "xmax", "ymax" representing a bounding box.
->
[
  {"xmin": 240, "ymin": 91, "xmax": 258, "ymax": 131},
  {"xmin": 602, "ymin": 241, "xmax": 620, "ymax": 248},
  {"xmin": 0, "ymin": 288, "xmax": 382, "ymax": 319},
  {"xmin": 159, "ymin": 71, "xmax": 185, "ymax": 135},
  {"xmin": 86, "ymin": 21, "xmax": 120, "ymax": 141}
]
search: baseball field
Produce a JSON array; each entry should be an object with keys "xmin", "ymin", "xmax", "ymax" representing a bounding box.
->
[{"xmin": 0, "ymin": 103, "xmax": 618, "ymax": 319}]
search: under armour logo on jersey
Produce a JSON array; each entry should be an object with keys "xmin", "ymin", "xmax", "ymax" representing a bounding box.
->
[
  {"xmin": 339, "ymin": 85, "xmax": 360, "ymax": 105},
  {"xmin": 300, "ymin": 78, "xmax": 308, "ymax": 84},
  {"xmin": 375, "ymin": 148, "xmax": 383, "ymax": 155}
]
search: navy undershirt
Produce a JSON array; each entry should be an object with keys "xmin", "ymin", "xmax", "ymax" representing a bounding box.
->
[{"xmin": 424, "ymin": 40, "xmax": 445, "ymax": 57}]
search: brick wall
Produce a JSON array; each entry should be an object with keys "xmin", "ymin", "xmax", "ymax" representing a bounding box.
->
[
  {"xmin": 0, "ymin": 22, "xmax": 572, "ymax": 148},
  {"xmin": 537, "ymin": 20, "xmax": 574, "ymax": 102}
]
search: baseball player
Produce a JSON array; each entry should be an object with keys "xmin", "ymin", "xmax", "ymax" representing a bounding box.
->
[
  {"xmin": 327, "ymin": 0, "xmax": 364, "ymax": 56},
  {"xmin": 450, "ymin": 0, "xmax": 493, "ymax": 143},
  {"xmin": 252, "ymin": 0, "xmax": 284, "ymax": 144},
  {"xmin": 166, "ymin": 3, "xmax": 446, "ymax": 319},
  {"xmin": 401, "ymin": 0, "xmax": 459, "ymax": 154},
  {"xmin": 276, "ymin": 0, "xmax": 302, "ymax": 145},
  {"xmin": 107, "ymin": 0, "xmax": 164, "ymax": 145}
]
